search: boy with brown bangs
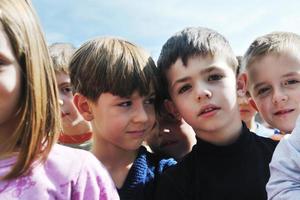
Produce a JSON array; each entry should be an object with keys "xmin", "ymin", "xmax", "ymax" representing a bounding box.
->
[
  {"xmin": 69, "ymin": 37, "xmax": 176, "ymax": 200},
  {"xmin": 153, "ymin": 27, "xmax": 277, "ymax": 200},
  {"xmin": 239, "ymin": 32, "xmax": 300, "ymax": 200}
]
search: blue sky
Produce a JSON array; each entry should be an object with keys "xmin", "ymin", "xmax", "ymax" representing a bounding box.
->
[{"xmin": 32, "ymin": 0, "xmax": 300, "ymax": 60}]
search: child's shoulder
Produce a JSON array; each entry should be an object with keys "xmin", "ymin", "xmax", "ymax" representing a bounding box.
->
[
  {"xmin": 49, "ymin": 143, "xmax": 96, "ymax": 161},
  {"xmin": 45, "ymin": 144, "xmax": 103, "ymax": 176},
  {"xmin": 250, "ymin": 131, "xmax": 278, "ymax": 152},
  {"xmin": 0, "ymin": 144, "xmax": 117, "ymax": 199},
  {"xmin": 139, "ymin": 146, "xmax": 177, "ymax": 173}
]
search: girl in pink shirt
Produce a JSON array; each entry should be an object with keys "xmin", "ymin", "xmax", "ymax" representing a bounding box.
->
[{"xmin": 0, "ymin": 1, "xmax": 119, "ymax": 199}]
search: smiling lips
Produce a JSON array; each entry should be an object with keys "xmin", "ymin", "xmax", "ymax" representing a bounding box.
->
[
  {"xmin": 274, "ymin": 108, "xmax": 294, "ymax": 116},
  {"xmin": 126, "ymin": 129, "xmax": 146, "ymax": 137}
]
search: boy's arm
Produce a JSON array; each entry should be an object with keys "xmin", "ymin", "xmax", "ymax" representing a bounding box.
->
[{"xmin": 267, "ymin": 117, "xmax": 300, "ymax": 200}]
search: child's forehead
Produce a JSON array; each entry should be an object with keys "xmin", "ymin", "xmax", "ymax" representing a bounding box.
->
[
  {"xmin": 170, "ymin": 54, "xmax": 233, "ymax": 70},
  {"xmin": 101, "ymin": 89, "xmax": 155, "ymax": 99},
  {"xmin": 167, "ymin": 55, "xmax": 233, "ymax": 78},
  {"xmin": 55, "ymin": 71, "xmax": 69, "ymax": 77},
  {"xmin": 248, "ymin": 52, "xmax": 300, "ymax": 72},
  {"xmin": 246, "ymin": 53, "xmax": 300, "ymax": 86},
  {"xmin": 55, "ymin": 71, "xmax": 71, "ymax": 82}
]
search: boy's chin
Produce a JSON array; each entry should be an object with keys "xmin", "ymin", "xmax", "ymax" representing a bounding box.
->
[{"xmin": 274, "ymin": 123, "xmax": 294, "ymax": 134}]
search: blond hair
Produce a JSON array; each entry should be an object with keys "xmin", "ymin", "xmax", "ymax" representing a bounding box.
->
[
  {"xmin": 242, "ymin": 31, "xmax": 300, "ymax": 72},
  {"xmin": 0, "ymin": 0, "xmax": 60, "ymax": 180},
  {"xmin": 49, "ymin": 42, "xmax": 76, "ymax": 74}
]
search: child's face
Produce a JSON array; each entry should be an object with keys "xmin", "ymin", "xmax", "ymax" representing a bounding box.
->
[
  {"xmin": 166, "ymin": 55, "xmax": 241, "ymax": 142},
  {"xmin": 56, "ymin": 72, "xmax": 91, "ymax": 135},
  {"xmin": 247, "ymin": 53, "xmax": 300, "ymax": 133},
  {"xmin": 0, "ymin": 27, "xmax": 21, "ymax": 136},
  {"xmin": 89, "ymin": 91, "xmax": 156, "ymax": 150},
  {"xmin": 146, "ymin": 115, "xmax": 196, "ymax": 160},
  {"xmin": 238, "ymin": 92, "xmax": 257, "ymax": 124}
]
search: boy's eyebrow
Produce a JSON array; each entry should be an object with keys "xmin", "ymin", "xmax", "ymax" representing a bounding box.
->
[
  {"xmin": 253, "ymin": 82, "xmax": 266, "ymax": 91},
  {"xmin": 282, "ymin": 71, "xmax": 300, "ymax": 77},
  {"xmin": 253, "ymin": 72, "xmax": 300, "ymax": 90},
  {"xmin": 200, "ymin": 66, "xmax": 220, "ymax": 75},
  {"xmin": 58, "ymin": 82, "xmax": 71, "ymax": 87},
  {"xmin": 171, "ymin": 66, "xmax": 220, "ymax": 89},
  {"xmin": 171, "ymin": 77, "xmax": 190, "ymax": 89}
]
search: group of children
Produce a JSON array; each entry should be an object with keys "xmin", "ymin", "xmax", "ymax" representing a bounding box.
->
[{"xmin": 1, "ymin": 0, "xmax": 300, "ymax": 200}]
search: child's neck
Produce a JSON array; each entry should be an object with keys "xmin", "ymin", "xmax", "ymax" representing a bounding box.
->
[
  {"xmin": 196, "ymin": 120, "xmax": 243, "ymax": 146},
  {"xmin": 246, "ymin": 118, "xmax": 257, "ymax": 132},
  {"xmin": 91, "ymin": 135, "xmax": 139, "ymax": 188},
  {"xmin": 0, "ymin": 126, "xmax": 19, "ymax": 159}
]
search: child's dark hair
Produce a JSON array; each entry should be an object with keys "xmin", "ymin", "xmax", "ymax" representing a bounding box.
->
[
  {"xmin": 157, "ymin": 27, "xmax": 237, "ymax": 99},
  {"xmin": 69, "ymin": 37, "xmax": 160, "ymax": 105}
]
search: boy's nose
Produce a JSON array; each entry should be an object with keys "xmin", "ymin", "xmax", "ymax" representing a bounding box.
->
[
  {"xmin": 272, "ymin": 89, "xmax": 288, "ymax": 104},
  {"xmin": 196, "ymin": 84, "xmax": 212, "ymax": 101},
  {"xmin": 133, "ymin": 105, "xmax": 149, "ymax": 123}
]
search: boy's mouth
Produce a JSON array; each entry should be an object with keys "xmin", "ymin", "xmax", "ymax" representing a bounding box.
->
[
  {"xmin": 61, "ymin": 112, "xmax": 68, "ymax": 118},
  {"xmin": 198, "ymin": 105, "xmax": 221, "ymax": 116},
  {"xmin": 126, "ymin": 129, "xmax": 146, "ymax": 137},
  {"xmin": 274, "ymin": 108, "xmax": 294, "ymax": 116},
  {"xmin": 240, "ymin": 109, "xmax": 250, "ymax": 113}
]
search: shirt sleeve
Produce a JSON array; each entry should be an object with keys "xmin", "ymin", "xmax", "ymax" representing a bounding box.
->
[
  {"xmin": 267, "ymin": 116, "xmax": 300, "ymax": 200},
  {"xmin": 72, "ymin": 152, "xmax": 120, "ymax": 200}
]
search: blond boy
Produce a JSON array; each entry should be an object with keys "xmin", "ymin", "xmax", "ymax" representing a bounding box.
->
[
  {"xmin": 240, "ymin": 32, "xmax": 300, "ymax": 200},
  {"xmin": 49, "ymin": 43, "xmax": 92, "ymax": 150}
]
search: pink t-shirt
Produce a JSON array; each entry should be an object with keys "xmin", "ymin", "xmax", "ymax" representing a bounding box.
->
[{"xmin": 0, "ymin": 144, "xmax": 119, "ymax": 200}]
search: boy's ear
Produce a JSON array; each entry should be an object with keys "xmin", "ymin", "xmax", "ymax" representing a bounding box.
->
[
  {"xmin": 236, "ymin": 73, "xmax": 248, "ymax": 97},
  {"xmin": 164, "ymin": 99, "xmax": 181, "ymax": 120},
  {"xmin": 73, "ymin": 93, "xmax": 94, "ymax": 121}
]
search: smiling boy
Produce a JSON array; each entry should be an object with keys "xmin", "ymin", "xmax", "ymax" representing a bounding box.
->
[{"xmin": 239, "ymin": 31, "xmax": 300, "ymax": 200}]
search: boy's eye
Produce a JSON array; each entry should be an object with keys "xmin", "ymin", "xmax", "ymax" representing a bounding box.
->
[
  {"xmin": 283, "ymin": 79, "xmax": 300, "ymax": 86},
  {"xmin": 61, "ymin": 86, "xmax": 72, "ymax": 94},
  {"xmin": 118, "ymin": 101, "xmax": 132, "ymax": 107},
  {"xmin": 144, "ymin": 96, "xmax": 155, "ymax": 105},
  {"xmin": 256, "ymin": 87, "xmax": 270, "ymax": 96},
  {"xmin": 178, "ymin": 84, "xmax": 191, "ymax": 94},
  {"xmin": 0, "ymin": 56, "xmax": 11, "ymax": 66},
  {"xmin": 208, "ymin": 74, "xmax": 223, "ymax": 81}
]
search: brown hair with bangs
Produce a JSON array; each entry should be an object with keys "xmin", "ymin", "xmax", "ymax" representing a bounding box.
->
[
  {"xmin": 0, "ymin": 0, "xmax": 60, "ymax": 180},
  {"xmin": 157, "ymin": 27, "xmax": 238, "ymax": 99},
  {"xmin": 69, "ymin": 37, "xmax": 159, "ymax": 103}
]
